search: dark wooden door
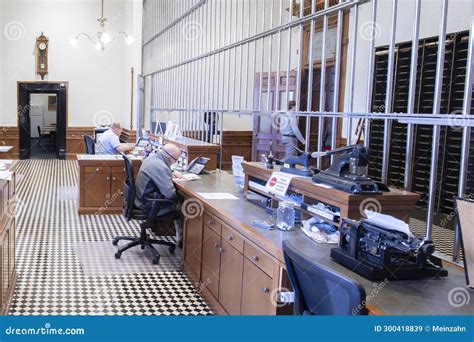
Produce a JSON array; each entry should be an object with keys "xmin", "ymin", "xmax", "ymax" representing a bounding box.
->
[
  {"xmin": 183, "ymin": 214, "xmax": 203, "ymax": 282},
  {"xmin": 241, "ymin": 258, "xmax": 274, "ymax": 315},
  {"xmin": 252, "ymin": 71, "xmax": 297, "ymax": 161},
  {"xmin": 201, "ymin": 225, "xmax": 221, "ymax": 298},
  {"xmin": 218, "ymin": 240, "xmax": 244, "ymax": 315}
]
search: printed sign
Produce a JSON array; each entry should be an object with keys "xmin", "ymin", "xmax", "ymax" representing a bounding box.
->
[{"xmin": 265, "ymin": 172, "xmax": 294, "ymax": 197}]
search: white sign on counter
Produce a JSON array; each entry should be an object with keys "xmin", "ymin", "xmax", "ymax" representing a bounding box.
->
[{"xmin": 265, "ymin": 172, "xmax": 294, "ymax": 198}]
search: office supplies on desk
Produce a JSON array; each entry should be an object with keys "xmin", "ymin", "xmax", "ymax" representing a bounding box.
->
[
  {"xmin": 331, "ymin": 218, "xmax": 448, "ymax": 281},
  {"xmin": 252, "ymin": 220, "xmax": 275, "ymax": 230},
  {"xmin": 311, "ymin": 145, "xmax": 385, "ymax": 194},
  {"xmin": 302, "ymin": 217, "xmax": 339, "ymax": 244}
]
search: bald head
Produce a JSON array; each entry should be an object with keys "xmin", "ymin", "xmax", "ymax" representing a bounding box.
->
[{"xmin": 161, "ymin": 143, "xmax": 181, "ymax": 164}]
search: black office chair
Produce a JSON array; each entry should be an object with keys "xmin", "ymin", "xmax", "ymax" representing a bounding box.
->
[
  {"xmin": 83, "ymin": 135, "xmax": 95, "ymax": 154},
  {"xmin": 37, "ymin": 126, "xmax": 46, "ymax": 146},
  {"xmin": 113, "ymin": 154, "xmax": 177, "ymax": 264},
  {"xmin": 282, "ymin": 239, "xmax": 367, "ymax": 315}
]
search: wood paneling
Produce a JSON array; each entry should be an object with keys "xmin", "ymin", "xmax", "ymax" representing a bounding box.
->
[
  {"xmin": 121, "ymin": 129, "xmax": 137, "ymax": 144},
  {"xmin": 221, "ymin": 131, "xmax": 252, "ymax": 170},
  {"xmin": 66, "ymin": 127, "xmax": 94, "ymax": 159}
]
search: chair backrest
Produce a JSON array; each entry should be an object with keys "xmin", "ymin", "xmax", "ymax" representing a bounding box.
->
[
  {"xmin": 37, "ymin": 126, "xmax": 41, "ymax": 137},
  {"xmin": 83, "ymin": 135, "xmax": 95, "ymax": 154},
  {"xmin": 282, "ymin": 239, "xmax": 367, "ymax": 315},
  {"xmin": 122, "ymin": 154, "xmax": 136, "ymax": 221}
]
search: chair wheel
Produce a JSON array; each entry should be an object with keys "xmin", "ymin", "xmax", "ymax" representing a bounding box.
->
[
  {"xmin": 115, "ymin": 252, "xmax": 121, "ymax": 259},
  {"xmin": 112, "ymin": 239, "xmax": 119, "ymax": 246},
  {"xmin": 152, "ymin": 257, "xmax": 160, "ymax": 265},
  {"xmin": 169, "ymin": 246, "xmax": 176, "ymax": 254}
]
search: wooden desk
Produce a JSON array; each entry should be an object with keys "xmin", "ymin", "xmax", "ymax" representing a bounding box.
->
[
  {"xmin": 77, "ymin": 155, "xmax": 143, "ymax": 214},
  {"xmin": 150, "ymin": 135, "xmax": 220, "ymax": 171},
  {"xmin": 0, "ymin": 146, "xmax": 14, "ymax": 160},
  {"xmin": 243, "ymin": 162, "xmax": 420, "ymax": 225},
  {"xmin": 177, "ymin": 171, "xmax": 473, "ymax": 315},
  {"xmin": 0, "ymin": 161, "xmax": 17, "ymax": 314}
]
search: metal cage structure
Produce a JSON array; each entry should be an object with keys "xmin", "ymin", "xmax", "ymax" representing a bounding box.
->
[{"xmin": 141, "ymin": 0, "xmax": 474, "ymax": 262}]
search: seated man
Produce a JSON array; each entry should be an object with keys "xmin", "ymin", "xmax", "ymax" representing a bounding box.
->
[
  {"xmin": 96, "ymin": 122, "xmax": 135, "ymax": 155},
  {"xmin": 134, "ymin": 143, "xmax": 184, "ymax": 246}
]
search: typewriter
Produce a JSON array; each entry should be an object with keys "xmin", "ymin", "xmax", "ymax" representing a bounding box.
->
[{"xmin": 331, "ymin": 219, "xmax": 448, "ymax": 281}]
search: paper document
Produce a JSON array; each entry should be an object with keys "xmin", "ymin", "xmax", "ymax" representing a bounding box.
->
[
  {"xmin": 198, "ymin": 193, "xmax": 239, "ymax": 200},
  {"xmin": 364, "ymin": 210, "xmax": 414, "ymax": 238}
]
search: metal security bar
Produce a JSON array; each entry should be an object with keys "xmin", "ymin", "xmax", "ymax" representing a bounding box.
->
[{"xmin": 142, "ymin": 0, "xmax": 474, "ymax": 261}]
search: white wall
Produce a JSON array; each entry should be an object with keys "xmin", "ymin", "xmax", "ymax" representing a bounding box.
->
[
  {"xmin": 0, "ymin": 0, "xmax": 142, "ymax": 128},
  {"xmin": 343, "ymin": 0, "xmax": 473, "ymax": 140}
]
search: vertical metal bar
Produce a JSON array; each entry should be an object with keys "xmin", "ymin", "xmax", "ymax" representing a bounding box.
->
[
  {"xmin": 347, "ymin": 3, "xmax": 359, "ymax": 147},
  {"xmin": 316, "ymin": 0, "xmax": 329, "ymax": 161},
  {"xmin": 404, "ymin": 0, "xmax": 421, "ymax": 191},
  {"xmin": 426, "ymin": 0, "xmax": 448, "ymax": 239},
  {"xmin": 245, "ymin": 0, "xmax": 252, "ymax": 110},
  {"xmin": 238, "ymin": 0, "xmax": 245, "ymax": 110},
  {"xmin": 258, "ymin": 0, "xmax": 267, "ymax": 112},
  {"xmin": 306, "ymin": 0, "xmax": 316, "ymax": 154},
  {"xmin": 295, "ymin": 0, "xmax": 304, "ymax": 114},
  {"xmin": 381, "ymin": 0, "xmax": 397, "ymax": 184},
  {"xmin": 331, "ymin": 6, "xmax": 343, "ymax": 163},
  {"xmin": 454, "ymin": 4, "xmax": 474, "ymax": 260},
  {"xmin": 266, "ymin": 0, "xmax": 275, "ymax": 111},
  {"xmin": 274, "ymin": 0, "xmax": 284, "ymax": 112},
  {"xmin": 364, "ymin": 0, "xmax": 377, "ymax": 148},
  {"xmin": 285, "ymin": 0, "xmax": 293, "ymax": 107}
]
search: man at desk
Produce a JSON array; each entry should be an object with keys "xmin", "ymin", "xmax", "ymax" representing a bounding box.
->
[
  {"xmin": 96, "ymin": 122, "xmax": 134, "ymax": 155},
  {"xmin": 135, "ymin": 143, "xmax": 184, "ymax": 246}
]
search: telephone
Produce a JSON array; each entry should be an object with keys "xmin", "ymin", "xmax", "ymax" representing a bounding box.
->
[{"xmin": 187, "ymin": 157, "xmax": 210, "ymax": 175}]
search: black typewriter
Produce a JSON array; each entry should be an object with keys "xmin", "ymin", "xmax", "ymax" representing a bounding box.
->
[{"xmin": 331, "ymin": 219, "xmax": 448, "ymax": 281}]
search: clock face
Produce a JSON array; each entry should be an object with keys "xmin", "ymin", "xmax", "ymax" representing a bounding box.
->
[{"xmin": 39, "ymin": 42, "xmax": 47, "ymax": 51}]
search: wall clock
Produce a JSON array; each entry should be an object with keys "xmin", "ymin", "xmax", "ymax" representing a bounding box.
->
[{"xmin": 36, "ymin": 32, "xmax": 49, "ymax": 80}]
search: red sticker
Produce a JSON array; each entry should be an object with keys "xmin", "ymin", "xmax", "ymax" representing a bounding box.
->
[{"xmin": 269, "ymin": 177, "xmax": 277, "ymax": 187}]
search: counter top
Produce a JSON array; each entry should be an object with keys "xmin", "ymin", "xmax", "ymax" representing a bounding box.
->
[{"xmin": 175, "ymin": 171, "xmax": 474, "ymax": 315}]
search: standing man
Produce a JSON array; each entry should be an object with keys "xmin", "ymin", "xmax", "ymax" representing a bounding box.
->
[
  {"xmin": 134, "ymin": 143, "xmax": 185, "ymax": 247},
  {"xmin": 96, "ymin": 122, "xmax": 135, "ymax": 155},
  {"xmin": 280, "ymin": 101, "xmax": 306, "ymax": 159}
]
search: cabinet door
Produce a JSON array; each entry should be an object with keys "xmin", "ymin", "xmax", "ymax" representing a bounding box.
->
[
  {"xmin": 109, "ymin": 171, "xmax": 125, "ymax": 208},
  {"xmin": 1, "ymin": 227, "xmax": 9, "ymax": 305},
  {"xmin": 218, "ymin": 240, "xmax": 244, "ymax": 315},
  {"xmin": 241, "ymin": 258, "xmax": 275, "ymax": 315},
  {"xmin": 201, "ymin": 225, "xmax": 221, "ymax": 298},
  {"xmin": 82, "ymin": 172, "xmax": 110, "ymax": 208},
  {"xmin": 7, "ymin": 218, "xmax": 15, "ymax": 279},
  {"xmin": 183, "ymin": 215, "xmax": 203, "ymax": 280}
]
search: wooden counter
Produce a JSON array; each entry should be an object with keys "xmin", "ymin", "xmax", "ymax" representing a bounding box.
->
[
  {"xmin": 176, "ymin": 171, "xmax": 473, "ymax": 316},
  {"xmin": 243, "ymin": 162, "xmax": 420, "ymax": 224},
  {"xmin": 0, "ymin": 160, "xmax": 18, "ymax": 314},
  {"xmin": 77, "ymin": 155, "xmax": 143, "ymax": 214}
]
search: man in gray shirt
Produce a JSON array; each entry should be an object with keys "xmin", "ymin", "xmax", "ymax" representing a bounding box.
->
[{"xmin": 135, "ymin": 143, "xmax": 184, "ymax": 245}]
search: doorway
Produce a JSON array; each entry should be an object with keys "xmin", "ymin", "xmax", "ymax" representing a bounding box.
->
[{"xmin": 18, "ymin": 82, "xmax": 67, "ymax": 160}]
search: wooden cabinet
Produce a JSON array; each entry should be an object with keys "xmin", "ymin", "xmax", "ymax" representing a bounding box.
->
[
  {"xmin": 110, "ymin": 168, "xmax": 126, "ymax": 208},
  {"xmin": 82, "ymin": 169, "xmax": 110, "ymax": 208},
  {"xmin": 183, "ymin": 215, "xmax": 204, "ymax": 283},
  {"xmin": 241, "ymin": 258, "xmax": 275, "ymax": 315},
  {"xmin": 181, "ymin": 204, "xmax": 279, "ymax": 316},
  {"xmin": 201, "ymin": 225, "xmax": 221, "ymax": 298},
  {"xmin": 218, "ymin": 239, "xmax": 244, "ymax": 315}
]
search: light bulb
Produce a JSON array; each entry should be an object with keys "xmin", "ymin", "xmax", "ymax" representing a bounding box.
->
[
  {"xmin": 125, "ymin": 36, "xmax": 135, "ymax": 45},
  {"xmin": 69, "ymin": 38, "xmax": 78, "ymax": 47},
  {"xmin": 101, "ymin": 32, "xmax": 112, "ymax": 44}
]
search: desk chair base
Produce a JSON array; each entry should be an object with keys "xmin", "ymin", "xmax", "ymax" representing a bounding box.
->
[{"xmin": 113, "ymin": 228, "xmax": 176, "ymax": 265}]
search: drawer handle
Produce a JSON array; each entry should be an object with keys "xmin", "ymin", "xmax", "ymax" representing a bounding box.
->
[
  {"xmin": 214, "ymin": 242, "xmax": 219, "ymax": 248},
  {"xmin": 112, "ymin": 177, "xmax": 116, "ymax": 181},
  {"xmin": 96, "ymin": 168, "xmax": 100, "ymax": 172},
  {"xmin": 106, "ymin": 177, "xmax": 110, "ymax": 181},
  {"xmin": 227, "ymin": 235, "xmax": 233, "ymax": 241},
  {"xmin": 252, "ymin": 256, "xmax": 259, "ymax": 262},
  {"xmin": 219, "ymin": 247, "xmax": 224, "ymax": 253},
  {"xmin": 207, "ymin": 219, "xmax": 214, "ymax": 225},
  {"xmin": 262, "ymin": 288, "xmax": 270, "ymax": 294}
]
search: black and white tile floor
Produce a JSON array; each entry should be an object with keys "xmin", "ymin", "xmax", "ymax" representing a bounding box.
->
[{"xmin": 9, "ymin": 160, "xmax": 212, "ymax": 316}]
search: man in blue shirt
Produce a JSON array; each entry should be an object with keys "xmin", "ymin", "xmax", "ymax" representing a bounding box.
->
[{"xmin": 96, "ymin": 122, "xmax": 134, "ymax": 155}]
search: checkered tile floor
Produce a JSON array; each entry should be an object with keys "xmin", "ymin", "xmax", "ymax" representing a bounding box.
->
[{"xmin": 9, "ymin": 160, "xmax": 212, "ymax": 316}]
